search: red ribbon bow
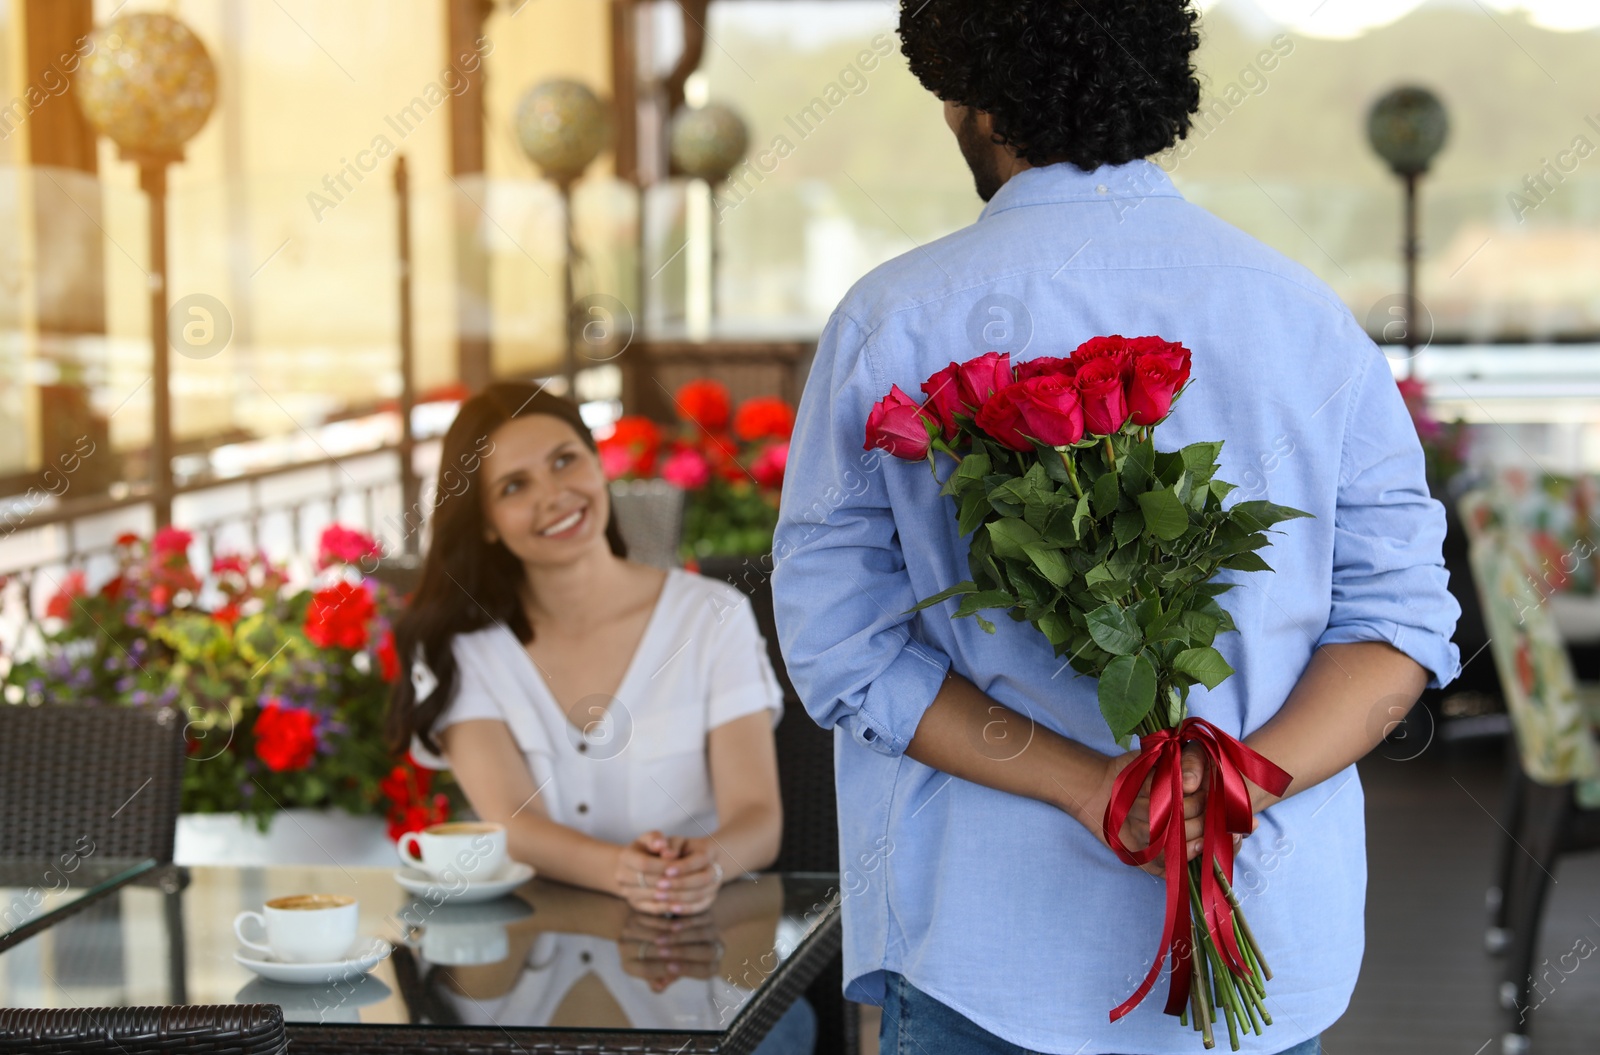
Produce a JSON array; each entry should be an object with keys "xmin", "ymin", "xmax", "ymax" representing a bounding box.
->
[{"xmin": 1101, "ymin": 716, "xmax": 1292, "ymax": 1022}]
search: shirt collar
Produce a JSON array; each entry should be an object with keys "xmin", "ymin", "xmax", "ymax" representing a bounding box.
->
[{"xmin": 978, "ymin": 159, "xmax": 1182, "ymax": 220}]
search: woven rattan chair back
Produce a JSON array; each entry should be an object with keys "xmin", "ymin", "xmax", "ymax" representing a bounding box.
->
[
  {"xmin": 0, "ymin": 704, "xmax": 186, "ymax": 862},
  {"xmin": 0, "ymin": 1004, "xmax": 286, "ymax": 1055}
]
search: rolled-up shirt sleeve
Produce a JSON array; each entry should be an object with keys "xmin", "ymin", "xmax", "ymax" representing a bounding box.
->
[
  {"xmin": 1313, "ymin": 342, "xmax": 1461, "ymax": 688},
  {"xmin": 771, "ymin": 309, "xmax": 952, "ymax": 758}
]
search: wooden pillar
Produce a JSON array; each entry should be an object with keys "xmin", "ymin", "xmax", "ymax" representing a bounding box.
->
[
  {"xmin": 12, "ymin": 0, "xmax": 118, "ymax": 496},
  {"xmin": 445, "ymin": 0, "xmax": 494, "ymax": 393}
]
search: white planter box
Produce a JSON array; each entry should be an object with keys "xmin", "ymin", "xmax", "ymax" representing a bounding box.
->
[{"xmin": 175, "ymin": 809, "xmax": 396, "ymax": 868}]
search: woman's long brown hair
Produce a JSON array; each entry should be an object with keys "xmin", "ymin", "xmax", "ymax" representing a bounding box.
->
[{"xmin": 386, "ymin": 383, "xmax": 627, "ymax": 756}]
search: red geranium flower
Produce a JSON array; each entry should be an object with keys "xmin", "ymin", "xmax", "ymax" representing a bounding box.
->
[
  {"xmin": 213, "ymin": 602, "xmax": 242, "ymax": 629},
  {"xmin": 253, "ymin": 702, "xmax": 319, "ymax": 773},
  {"xmin": 375, "ymin": 629, "xmax": 400, "ymax": 683},
  {"xmin": 676, "ymin": 380, "xmax": 733, "ymax": 432},
  {"xmin": 661, "ymin": 447, "xmax": 712, "ymax": 490},
  {"xmin": 733, "ymin": 397, "xmax": 796, "ymax": 442},
  {"xmin": 597, "ymin": 416, "xmax": 662, "ymax": 479},
  {"xmin": 45, "ymin": 571, "xmax": 87, "ymax": 620},
  {"xmin": 304, "ymin": 580, "xmax": 376, "ymax": 650}
]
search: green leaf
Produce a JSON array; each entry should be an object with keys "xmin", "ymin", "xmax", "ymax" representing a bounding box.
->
[
  {"xmin": 1037, "ymin": 611, "xmax": 1072, "ymax": 646},
  {"xmin": 906, "ymin": 580, "xmax": 979, "ymax": 613},
  {"xmin": 1137, "ymin": 487, "xmax": 1189, "ymax": 541},
  {"xmin": 1112, "ymin": 508, "xmax": 1144, "ymax": 547},
  {"xmin": 1180, "ymin": 441, "xmax": 1223, "ymax": 475},
  {"xmin": 1122, "ymin": 440, "xmax": 1156, "ymax": 494},
  {"xmin": 1023, "ymin": 542, "xmax": 1071, "ymax": 587},
  {"xmin": 958, "ymin": 489, "xmax": 990, "ymax": 536},
  {"xmin": 1072, "ymin": 495, "xmax": 1093, "ymax": 538},
  {"xmin": 1211, "ymin": 478, "xmax": 1238, "ymax": 502},
  {"xmin": 1173, "ymin": 646, "xmax": 1235, "ymax": 690},
  {"xmin": 1092, "ymin": 471, "xmax": 1121, "ymax": 518},
  {"xmin": 955, "ymin": 590, "xmax": 1018, "ymax": 620},
  {"xmin": 1222, "ymin": 551, "xmax": 1273, "ymax": 573},
  {"xmin": 987, "ymin": 518, "xmax": 1041, "ymax": 560},
  {"xmin": 1086, "ymin": 603, "xmax": 1142, "ymax": 656},
  {"xmin": 1099, "ymin": 652, "xmax": 1158, "ymax": 742},
  {"xmin": 1229, "ymin": 499, "xmax": 1316, "ymax": 533},
  {"xmin": 1178, "ymin": 610, "xmax": 1221, "ymax": 647}
]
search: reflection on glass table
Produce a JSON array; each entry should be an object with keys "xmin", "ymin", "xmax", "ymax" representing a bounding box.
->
[
  {"xmin": 0, "ymin": 855, "xmax": 157, "ymax": 952},
  {"xmin": 401, "ymin": 872, "xmax": 812, "ymax": 1033},
  {"xmin": 0, "ymin": 863, "xmax": 839, "ymax": 1053}
]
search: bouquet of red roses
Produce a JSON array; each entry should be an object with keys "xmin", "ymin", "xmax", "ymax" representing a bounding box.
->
[{"xmin": 864, "ymin": 337, "xmax": 1309, "ymax": 1050}]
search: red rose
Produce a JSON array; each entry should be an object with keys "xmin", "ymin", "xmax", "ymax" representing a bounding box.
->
[
  {"xmin": 1076, "ymin": 358, "xmax": 1131, "ymax": 435},
  {"xmin": 1128, "ymin": 337, "xmax": 1192, "ymax": 388},
  {"xmin": 676, "ymin": 379, "xmax": 732, "ymax": 432},
  {"xmin": 732, "ymin": 396, "xmax": 796, "ymax": 442},
  {"xmin": 955, "ymin": 351, "xmax": 1015, "ymax": 412},
  {"xmin": 304, "ymin": 580, "xmax": 376, "ymax": 650},
  {"xmin": 973, "ymin": 384, "xmax": 1034, "ymax": 452},
  {"xmin": 920, "ymin": 362, "xmax": 965, "ymax": 440},
  {"xmin": 1072, "ymin": 335, "xmax": 1133, "ymax": 376},
  {"xmin": 751, "ymin": 441, "xmax": 788, "ymax": 489},
  {"xmin": 864, "ymin": 385, "xmax": 937, "ymax": 460},
  {"xmin": 253, "ymin": 702, "xmax": 319, "ymax": 773},
  {"xmin": 1013, "ymin": 375, "xmax": 1085, "ymax": 446},
  {"xmin": 1124, "ymin": 338, "xmax": 1192, "ymax": 426},
  {"xmin": 1015, "ymin": 356, "xmax": 1077, "ymax": 383}
]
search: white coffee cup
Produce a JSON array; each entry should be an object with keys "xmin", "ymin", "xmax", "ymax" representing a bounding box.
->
[
  {"xmin": 234, "ymin": 894, "xmax": 358, "ymax": 964},
  {"xmin": 397, "ymin": 821, "xmax": 508, "ymax": 883}
]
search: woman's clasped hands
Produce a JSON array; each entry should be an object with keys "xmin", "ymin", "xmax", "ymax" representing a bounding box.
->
[{"xmin": 614, "ymin": 830, "xmax": 726, "ymax": 916}]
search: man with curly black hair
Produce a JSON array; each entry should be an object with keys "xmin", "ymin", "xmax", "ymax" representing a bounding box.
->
[{"xmin": 773, "ymin": 3, "xmax": 1458, "ymax": 1053}]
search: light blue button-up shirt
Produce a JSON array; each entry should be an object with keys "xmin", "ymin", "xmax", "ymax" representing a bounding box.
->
[{"xmin": 771, "ymin": 160, "xmax": 1460, "ymax": 1053}]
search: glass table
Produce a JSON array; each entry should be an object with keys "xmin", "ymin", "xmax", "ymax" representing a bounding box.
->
[
  {"xmin": 0, "ymin": 864, "xmax": 841, "ymax": 1055},
  {"xmin": 0, "ymin": 856, "xmax": 157, "ymax": 953}
]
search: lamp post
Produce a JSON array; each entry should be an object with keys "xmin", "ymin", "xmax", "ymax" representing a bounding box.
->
[
  {"xmin": 74, "ymin": 13, "xmax": 217, "ymax": 529},
  {"xmin": 669, "ymin": 101, "xmax": 749, "ymax": 328},
  {"xmin": 514, "ymin": 80, "xmax": 611, "ymax": 394},
  {"xmin": 1367, "ymin": 86, "xmax": 1449, "ymax": 374}
]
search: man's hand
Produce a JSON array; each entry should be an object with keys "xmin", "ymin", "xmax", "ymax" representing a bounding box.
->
[{"xmin": 1084, "ymin": 743, "xmax": 1248, "ymax": 878}]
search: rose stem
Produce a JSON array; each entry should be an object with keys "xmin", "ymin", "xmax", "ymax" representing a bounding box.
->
[
  {"xmin": 1213, "ymin": 861, "xmax": 1272, "ymax": 981},
  {"xmin": 1194, "ymin": 953, "xmax": 1216, "ymax": 1049},
  {"xmin": 1232, "ymin": 912, "xmax": 1266, "ymax": 999},
  {"xmin": 1189, "ymin": 880, "xmax": 1247, "ymax": 1051}
]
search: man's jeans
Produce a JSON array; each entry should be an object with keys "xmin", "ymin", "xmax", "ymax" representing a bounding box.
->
[{"xmin": 879, "ymin": 971, "xmax": 1320, "ymax": 1055}]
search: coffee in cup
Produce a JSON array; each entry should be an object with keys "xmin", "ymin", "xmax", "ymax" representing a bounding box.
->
[
  {"xmin": 234, "ymin": 893, "xmax": 358, "ymax": 964},
  {"xmin": 397, "ymin": 821, "xmax": 508, "ymax": 883}
]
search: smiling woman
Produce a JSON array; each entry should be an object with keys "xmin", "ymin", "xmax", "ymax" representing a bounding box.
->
[{"xmin": 385, "ymin": 382, "xmax": 787, "ymax": 926}]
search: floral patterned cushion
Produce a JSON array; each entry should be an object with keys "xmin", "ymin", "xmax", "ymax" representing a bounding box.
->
[
  {"xmin": 1476, "ymin": 468, "xmax": 1598, "ymax": 596},
  {"xmin": 1460, "ymin": 488, "xmax": 1600, "ymax": 807}
]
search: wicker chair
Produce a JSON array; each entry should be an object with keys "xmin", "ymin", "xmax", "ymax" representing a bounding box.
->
[
  {"xmin": 0, "ymin": 704, "xmax": 186, "ymax": 863},
  {"xmin": 610, "ymin": 479, "xmax": 686, "ymax": 571},
  {"xmin": 696, "ymin": 555, "xmax": 859, "ymax": 1055},
  {"xmin": 0, "ymin": 1004, "xmax": 287, "ymax": 1055}
]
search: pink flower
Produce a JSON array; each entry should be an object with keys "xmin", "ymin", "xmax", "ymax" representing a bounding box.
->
[
  {"xmin": 751, "ymin": 442, "xmax": 789, "ymax": 489},
  {"xmin": 152, "ymin": 527, "xmax": 193, "ymax": 559},
  {"xmin": 318, "ymin": 524, "xmax": 382, "ymax": 569},
  {"xmin": 660, "ymin": 448, "xmax": 712, "ymax": 490}
]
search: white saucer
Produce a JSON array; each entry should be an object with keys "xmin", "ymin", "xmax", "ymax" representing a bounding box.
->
[
  {"xmin": 235, "ymin": 973, "xmax": 392, "ymax": 1022},
  {"xmin": 234, "ymin": 936, "xmax": 392, "ymax": 985},
  {"xmin": 393, "ymin": 861, "xmax": 534, "ymax": 904}
]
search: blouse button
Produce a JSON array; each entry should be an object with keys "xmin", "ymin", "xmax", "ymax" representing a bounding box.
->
[
  {"xmin": 580, "ymin": 951, "xmax": 591, "ymax": 963},
  {"xmin": 577, "ymin": 741, "xmax": 588, "ymax": 753},
  {"xmin": 577, "ymin": 802, "xmax": 589, "ymax": 814}
]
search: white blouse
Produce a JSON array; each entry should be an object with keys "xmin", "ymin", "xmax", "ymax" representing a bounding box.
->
[{"xmin": 411, "ymin": 570, "xmax": 785, "ymax": 847}]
